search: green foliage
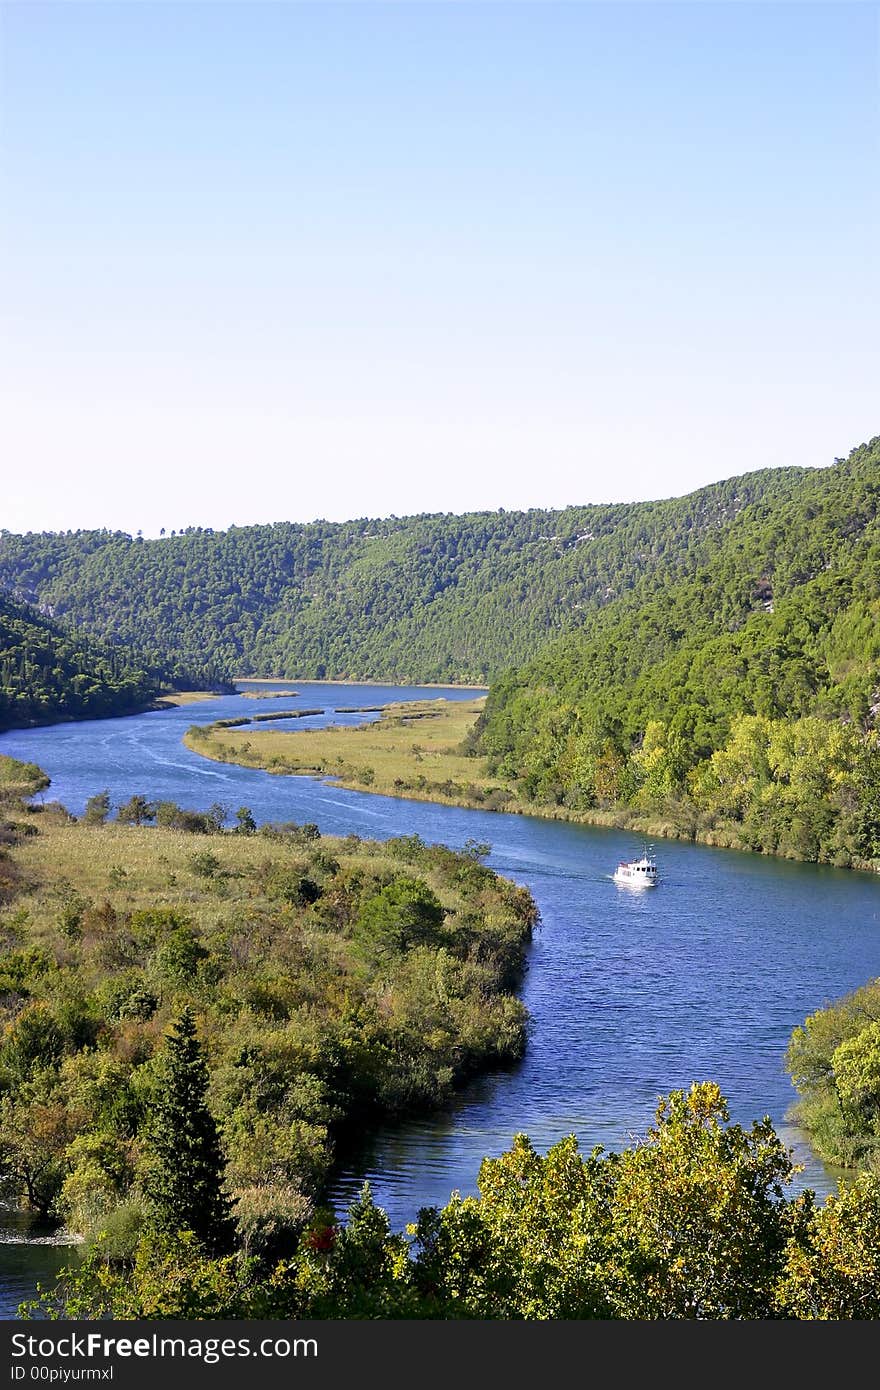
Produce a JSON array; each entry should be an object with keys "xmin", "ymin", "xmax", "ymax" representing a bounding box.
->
[
  {"xmin": 153, "ymin": 924, "xmax": 209, "ymax": 985},
  {"xmin": 116, "ymin": 796, "xmax": 156, "ymax": 827},
  {"xmin": 0, "ymin": 754, "xmax": 50, "ymax": 802},
  {"xmin": 354, "ymin": 876, "xmax": 445, "ymax": 954},
  {"xmin": 0, "ymin": 1070, "xmax": 78, "ymax": 1217},
  {"xmin": 0, "ymin": 464, "xmax": 809, "ymax": 685},
  {"xmin": 188, "ymin": 849, "xmax": 222, "ymax": 879},
  {"xmin": 480, "ymin": 438, "xmax": 880, "ymax": 864},
  {"xmin": 777, "ymin": 1174, "xmax": 880, "ymax": 1318},
  {"xmin": 0, "ymin": 817, "xmax": 533, "ymax": 1241},
  {"xmin": 141, "ymin": 1009, "xmax": 233, "ymax": 1254},
  {"xmin": 32, "ymin": 1084, "xmax": 880, "ymax": 1320},
  {"xmin": 83, "ymin": 790, "xmax": 111, "ymax": 826},
  {"xmin": 407, "ymin": 1082, "xmax": 802, "ymax": 1319},
  {"xmin": 787, "ymin": 978, "xmax": 880, "ymax": 1171},
  {"xmin": 26, "ymin": 1228, "xmax": 269, "ymax": 1320},
  {"xmin": 0, "ymin": 593, "xmax": 194, "ymax": 733}
]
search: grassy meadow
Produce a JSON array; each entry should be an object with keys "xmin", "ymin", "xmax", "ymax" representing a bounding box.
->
[{"xmin": 184, "ymin": 698, "xmax": 522, "ymax": 812}]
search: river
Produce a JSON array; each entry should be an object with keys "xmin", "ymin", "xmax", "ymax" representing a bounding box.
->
[{"xmin": 1, "ymin": 680, "xmax": 878, "ymax": 1315}]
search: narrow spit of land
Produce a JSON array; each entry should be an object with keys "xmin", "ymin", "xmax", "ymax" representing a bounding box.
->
[
  {"xmin": 155, "ymin": 691, "xmax": 221, "ymax": 707},
  {"xmin": 184, "ymin": 698, "xmax": 511, "ymax": 807},
  {"xmin": 240, "ymin": 689, "xmax": 300, "ymax": 699},
  {"xmin": 0, "ymin": 797, "xmax": 535, "ymax": 1249}
]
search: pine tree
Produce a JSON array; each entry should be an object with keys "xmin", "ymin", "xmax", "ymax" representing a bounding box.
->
[{"xmin": 142, "ymin": 1008, "xmax": 233, "ymax": 1253}]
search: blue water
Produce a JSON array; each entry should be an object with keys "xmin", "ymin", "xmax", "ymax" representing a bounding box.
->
[{"xmin": 1, "ymin": 680, "xmax": 879, "ymax": 1311}]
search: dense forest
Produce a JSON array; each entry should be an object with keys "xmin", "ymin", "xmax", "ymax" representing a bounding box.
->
[
  {"xmin": 0, "ymin": 593, "xmax": 175, "ymax": 732},
  {"xmin": 3, "ymin": 439, "xmax": 878, "ymax": 862},
  {"xmin": 477, "ymin": 437, "xmax": 880, "ymax": 866},
  {"xmin": 0, "ymin": 467, "xmax": 805, "ymax": 685}
]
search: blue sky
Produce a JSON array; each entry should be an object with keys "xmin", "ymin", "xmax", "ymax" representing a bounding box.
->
[{"xmin": 1, "ymin": 1, "xmax": 877, "ymax": 534}]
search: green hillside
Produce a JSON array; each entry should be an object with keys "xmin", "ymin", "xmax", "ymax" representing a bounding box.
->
[
  {"xmin": 0, "ymin": 593, "xmax": 165, "ymax": 731},
  {"xmin": 0, "ymin": 593, "xmax": 223, "ymax": 732},
  {"xmin": 0, "ymin": 467, "xmax": 805, "ymax": 685},
  {"xmin": 478, "ymin": 436, "xmax": 880, "ymax": 865}
]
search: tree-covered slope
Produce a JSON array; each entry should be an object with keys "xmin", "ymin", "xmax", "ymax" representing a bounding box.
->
[
  {"xmin": 0, "ymin": 592, "xmax": 172, "ymax": 731},
  {"xmin": 0, "ymin": 466, "xmax": 806, "ymax": 684},
  {"xmin": 478, "ymin": 436, "xmax": 880, "ymax": 864}
]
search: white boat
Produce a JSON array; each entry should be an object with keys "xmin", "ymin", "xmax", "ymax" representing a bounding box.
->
[{"xmin": 613, "ymin": 851, "xmax": 658, "ymax": 888}]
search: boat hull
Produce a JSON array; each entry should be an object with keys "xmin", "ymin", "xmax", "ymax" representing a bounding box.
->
[
  {"xmin": 613, "ymin": 871, "xmax": 657, "ymax": 888},
  {"xmin": 613, "ymin": 854, "xmax": 658, "ymax": 887}
]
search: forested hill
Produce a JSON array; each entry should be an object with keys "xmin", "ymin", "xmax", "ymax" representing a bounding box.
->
[
  {"xmin": 478, "ymin": 436, "xmax": 880, "ymax": 866},
  {"xmin": 0, "ymin": 467, "xmax": 807, "ymax": 684},
  {"xmin": 0, "ymin": 593, "xmax": 208, "ymax": 732}
]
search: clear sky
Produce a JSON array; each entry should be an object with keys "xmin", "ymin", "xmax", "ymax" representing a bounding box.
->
[{"xmin": 1, "ymin": 1, "xmax": 877, "ymax": 536}]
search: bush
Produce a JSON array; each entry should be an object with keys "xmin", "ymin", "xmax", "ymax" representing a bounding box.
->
[{"xmin": 354, "ymin": 877, "xmax": 445, "ymax": 954}]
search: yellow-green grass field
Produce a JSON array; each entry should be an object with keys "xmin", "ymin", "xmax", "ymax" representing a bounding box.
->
[
  {"xmin": 5, "ymin": 814, "xmax": 483, "ymax": 946},
  {"xmin": 184, "ymin": 698, "xmax": 524, "ymax": 812}
]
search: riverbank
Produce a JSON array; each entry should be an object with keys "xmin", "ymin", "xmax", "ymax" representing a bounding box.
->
[
  {"xmin": 4, "ymin": 679, "xmax": 878, "ymax": 1277},
  {"xmin": 184, "ymin": 698, "xmax": 880, "ymax": 875},
  {"xmin": 240, "ymin": 689, "xmax": 300, "ymax": 699},
  {"xmin": 0, "ymin": 688, "xmax": 224, "ymax": 736}
]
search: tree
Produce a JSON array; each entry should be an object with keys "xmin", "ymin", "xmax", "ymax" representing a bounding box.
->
[
  {"xmin": 83, "ymin": 790, "xmax": 111, "ymax": 826},
  {"xmin": 235, "ymin": 806, "xmax": 256, "ymax": 835},
  {"xmin": 116, "ymin": 795, "xmax": 155, "ymax": 826},
  {"xmin": 410, "ymin": 1132, "xmax": 615, "ymax": 1318},
  {"xmin": 778, "ymin": 1175, "xmax": 880, "ymax": 1318},
  {"xmin": 141, "ymin": 1010, "xmax": 233, "ymax": 1254},
  {"xmin": 355, "ymin": 877, "xmax": 445, "ymax": 954},
  {"xmin": 605, "ymin": 1083, "xmax": 799, "ymax": 1318},
  {"xmin": 189, "ymin": 849, "xmax": 221, "ymax": 879}
]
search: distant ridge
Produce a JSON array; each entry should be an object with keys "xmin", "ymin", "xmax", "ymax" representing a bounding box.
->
[{"xmin": 0, "ymin": 463, "xmax": 812, "ymax": 685}]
